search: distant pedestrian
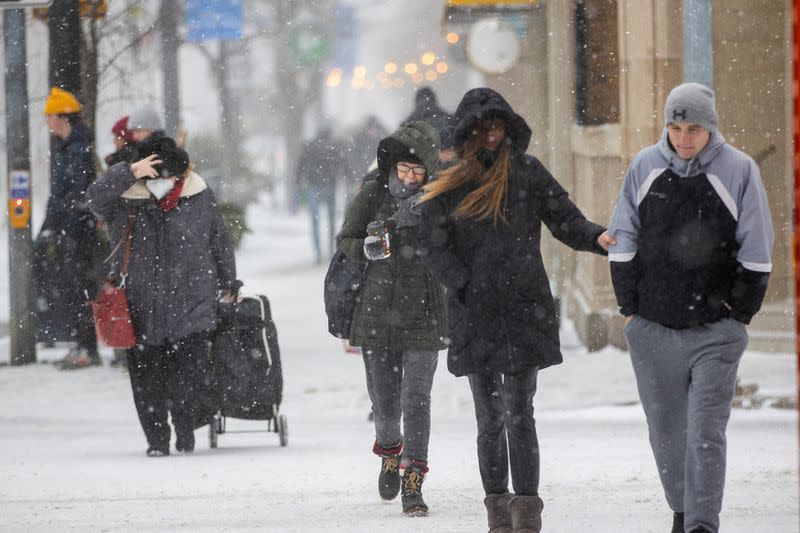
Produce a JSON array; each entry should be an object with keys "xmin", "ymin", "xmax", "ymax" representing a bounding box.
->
[
  {"xmin": 296, "ymin": 127, "xmax": 347, "ymax": 263},
  {"xmin": 127, "ymin": 106, "xmax": 165, "ymax": 145},
  {"xmin": 418, "ymin": 88, "xmax": 614, "ymax": 533},
  {"xmin": 401, "ymin": 86, "xmax": 453, "ymax": 135},
  {"xmin": 40, "ymin": 87, "xmax": 101, "ymax": 369},
  {"xmin": 104, "ymin": 115, "xmax": 135, "ymax": 168},
  {"xmin": 338, "ymin": 121, "xmax": 446, "ymax": 516},
  {"xmin": 608, "ymin": 82, "xmax": 774, "ymax": 533},
  {"xmin": 87, "ymin": 136, "xmax": 237, "ymax": 457}
]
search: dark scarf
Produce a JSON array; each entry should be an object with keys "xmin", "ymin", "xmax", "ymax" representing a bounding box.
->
[{"xmin": 387, "ymin": 171, "xmax": 423, "ymax": 228}]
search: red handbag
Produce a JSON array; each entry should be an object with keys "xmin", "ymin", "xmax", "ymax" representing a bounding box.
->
[{"xmin": 91, "ymin": 210, "xmax": 137, "ymax": 349}]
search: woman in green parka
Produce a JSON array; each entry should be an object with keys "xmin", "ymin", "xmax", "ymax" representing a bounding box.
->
[{"xmin": 338, "ymin": 121, "xmax": 446, "ymax": 517}]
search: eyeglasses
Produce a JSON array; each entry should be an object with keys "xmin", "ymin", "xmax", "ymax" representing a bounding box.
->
[{"xmin": 396, "ymin": 163, "xmax": 426, "ymax": 176}]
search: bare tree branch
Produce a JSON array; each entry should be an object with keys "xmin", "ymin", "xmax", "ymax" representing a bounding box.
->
[{"xmin": 98, "ymin": 26, "xmax": 156, "ymax": 77}]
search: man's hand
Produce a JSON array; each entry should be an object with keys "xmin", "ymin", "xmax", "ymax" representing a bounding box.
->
[
  {"xmin": 130, "ymin": 154, "xmax": 162, "ymax": 179},
  {"xmin": 624, "ymin": 314, "xmax": 635, "ymax": 327},
  {"xmin": 597, "ymin": 231, "xmax": 617, "ymax": 251}
]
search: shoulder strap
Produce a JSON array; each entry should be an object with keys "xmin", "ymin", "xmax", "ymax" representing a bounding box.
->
[
  {"xmin": 103, "ymin": 208, "xmax": 137, "ymax": 271},
  {"xmin": 120, "ymin": 209, "xmax": 136, "ymax": 277}
]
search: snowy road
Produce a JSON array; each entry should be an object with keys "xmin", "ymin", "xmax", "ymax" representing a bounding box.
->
[{"xmin": 1, "ymin": 200, "xmax": 797, "ymax": 532}]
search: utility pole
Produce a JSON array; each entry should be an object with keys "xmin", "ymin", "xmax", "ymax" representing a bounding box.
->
[
  {"xmin": 160, "ymin": 0, "xmax": 181, "ymax": 138},
  {"xmin": 682, "ymin": 0, "xmax": 713, "ymax": 88},
  {"xmin": 216, "ymin": 39, "xmax": 236, "ymax": 201},
  {"xmin": 5, "ymin": 9, "xmax": 36, "ymax": 365},
  {"xmin": 47, "ymin": 0, "xmax": 81, "ymax": 94}
]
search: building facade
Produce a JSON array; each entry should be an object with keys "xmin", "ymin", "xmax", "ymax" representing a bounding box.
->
[{"xmin": 482, "ymin": 0, "xmax": 793, "ymax": 352}]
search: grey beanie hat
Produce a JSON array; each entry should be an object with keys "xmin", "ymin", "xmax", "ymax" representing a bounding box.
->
[
  {"xmin": 128, "ymin": 106, "xmax": 163, "ymax": 131},
  {"xmin": 664, "ymin": 82, "xmax": 718, "ymax": 132}
]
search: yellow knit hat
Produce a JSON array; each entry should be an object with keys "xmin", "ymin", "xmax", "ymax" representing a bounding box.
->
[{"xmin": 44, "ymin": 87, "xmax": 81, "ymax": 115}]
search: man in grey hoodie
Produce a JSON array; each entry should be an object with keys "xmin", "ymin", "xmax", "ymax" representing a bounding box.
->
[{"xmin": 607, "ymin": 82, "xmax": 774, "ymax": 533}]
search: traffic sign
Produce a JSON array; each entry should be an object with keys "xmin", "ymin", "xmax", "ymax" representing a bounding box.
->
[
  {"xmin": 0, "ymin": 1, "xmax": 53, "ymax": 7},
  {"xmin": 289, "ymin": 24, "xmax": 330, "ymax": 66},
  {"xmin": 185, "ymin": 0, "xmax": 243, "ymax": 42},
  {"xmin": 8, "ymin": 170, "xmax": 31, "ymax": 228}
]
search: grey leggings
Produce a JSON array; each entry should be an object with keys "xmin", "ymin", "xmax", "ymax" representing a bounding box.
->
[
  {"xmin": 625, "ymin": 316, "xmax": 748, "ymax": 533},
  {"xmin": 362, "ymin": 347, "xmax": 438, "ymax": 466}
]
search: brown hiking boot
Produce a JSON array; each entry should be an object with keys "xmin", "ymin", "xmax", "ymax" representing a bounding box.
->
[{"xmin": 401, "ymin": 466, "xmax": 428, "ymax": 517}]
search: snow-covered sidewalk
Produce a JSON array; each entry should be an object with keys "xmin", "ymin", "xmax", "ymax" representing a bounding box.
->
[{"xmin": 0, "ymin": 199, "xmax": 796, "ymax": 532}]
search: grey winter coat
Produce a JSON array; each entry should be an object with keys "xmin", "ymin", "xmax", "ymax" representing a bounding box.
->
[{"xmin": 87, "ymin": 163, "xmax": 236, "ymax": 345}]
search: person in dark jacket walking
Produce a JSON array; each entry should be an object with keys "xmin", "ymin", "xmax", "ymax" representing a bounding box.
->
[
  {"xmin": 608, "ymin": 83, "xmax": 774, "ymax": 533},
  {"xmin": 418, "ymin": 88, "xmax": 614, "ymax": 533},
  {"xmin": 87, "ymin": 136, "xmax": 237, "ymax": 457},
  {"xmin": 40, "ymin": 87, "xmax": 101, "ymax": 369},
  {"xmin": 296, "ymin": 126, "xmax": 348, "ymax": 263},
  {"xmin": 401, "ymin": 86, "xmax": 453, "ymax": 134},
  {"xmin": 338, "ymin": 121, "xmax": 446, "ymax": 516}
]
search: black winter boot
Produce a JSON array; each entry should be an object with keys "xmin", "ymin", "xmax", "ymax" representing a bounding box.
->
[
  {"xmin": 175, "ymin": 430, "xmax": 195, "ymax": 453},
  {"xmin": 509, "ymin": 495, "xmax": 543, "ymax": 533},
  {"xmin": 373, "ymin": 440, "xmax": 402, "ymax": 500},
  {"xmin": 672, "ymin": 512, "xmax": 685, "ymax": 533},
  {"xmin": 378, "ymin": 453, "xmax": 401, "ymax": 500},
  {"xmin": 401, "ymin": 465, "xmax": 428, "ymax": 517},
  {"xmin": 484, "ymin": 493, "xmax": 513, "ymax": 533}
]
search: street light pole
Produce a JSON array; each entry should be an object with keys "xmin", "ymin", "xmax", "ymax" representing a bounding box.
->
[
  {"xmin": 160, "ymin": 0, "xmax": 181, "ymax": 139},
  {"xmin": 682, "ymin": 0, "xmax": 713, "ymax": 88},
  {"xmin": 5, "ymin": 9, "xmax": 36, "ymax": 365}
]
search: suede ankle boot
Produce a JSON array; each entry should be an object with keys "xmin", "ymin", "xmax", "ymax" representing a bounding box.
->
[
  {"xmin": 484, "ymin": 493, "xmax": 513, "ymax": 533},
  {"xmin": 509, "ymin": 495, "xmax": 543, "ymax": 533}
]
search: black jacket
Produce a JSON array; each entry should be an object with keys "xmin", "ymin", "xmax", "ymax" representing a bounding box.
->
[
  {"xmin": 43, "ymin": 123, "xmax": 96, "ymax": 236},
  {"xmin": 418, "ymin": 88, "xmax": 607, "ymax": 376},
  {"xmin": 296, "ymin": 133, "xmax": 347, "ymax": 191},
  {"xmin": 608, "ymin": 129, "xmax": 774, "ymax": 327},
  {"xmin": 87, "ymin": 164, "xmax": 236, "ymax": 345}
]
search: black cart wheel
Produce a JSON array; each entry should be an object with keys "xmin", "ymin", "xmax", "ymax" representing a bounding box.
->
[{"xmin": 277, "ymin": 414, "xmax": 288, "ymax": 447}]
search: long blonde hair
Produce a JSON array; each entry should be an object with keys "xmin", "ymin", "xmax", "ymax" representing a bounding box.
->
[{"xmin": 420, "ymin": 133, "xmax": 511, "ymax": 225}]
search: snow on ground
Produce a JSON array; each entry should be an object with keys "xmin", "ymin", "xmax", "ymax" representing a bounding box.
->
[{"xmin": 0, "ymin": 196, "xmax": 797, "ymax": 532}]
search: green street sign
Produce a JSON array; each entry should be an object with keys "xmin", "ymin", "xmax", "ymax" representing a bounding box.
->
[{"xmin": 289, "ymin": 24, "xmax": 329, "ymax": 66}]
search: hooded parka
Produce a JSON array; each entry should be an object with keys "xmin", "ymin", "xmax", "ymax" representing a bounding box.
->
[
  {"xmin": 339, "ymin": 121, "xmax": 447, "ymax": 352},
  {"xmin": 418, "ymin": 88, "xmax": 607, "ymax": 377},
  {"xmin": 87, "ymin": 163, "xmax": 236, "ymax": 345}
]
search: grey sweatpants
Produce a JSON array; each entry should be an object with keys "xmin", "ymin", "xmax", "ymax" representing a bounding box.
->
[
  {"xmin": 625, "ymin": 316, "xmax": 748, "ymax": 533},
  {"xmin": 363, "ymin": 347, "xmax": 438, "ymax": 466}
]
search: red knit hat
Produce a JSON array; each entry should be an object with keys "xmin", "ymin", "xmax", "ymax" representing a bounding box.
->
[{"xmin": 111, "ymin": 116, "xmax": 133, "ymax": 142}]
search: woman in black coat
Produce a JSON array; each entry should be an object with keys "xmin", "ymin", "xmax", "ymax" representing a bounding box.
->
[
  {"xmin": 418, "ymin": 88, "xmax": 615, "ymax": 532},
  {"xmin": 88, "ymin": 136, "xmax": 236, "ymax": 457}
]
